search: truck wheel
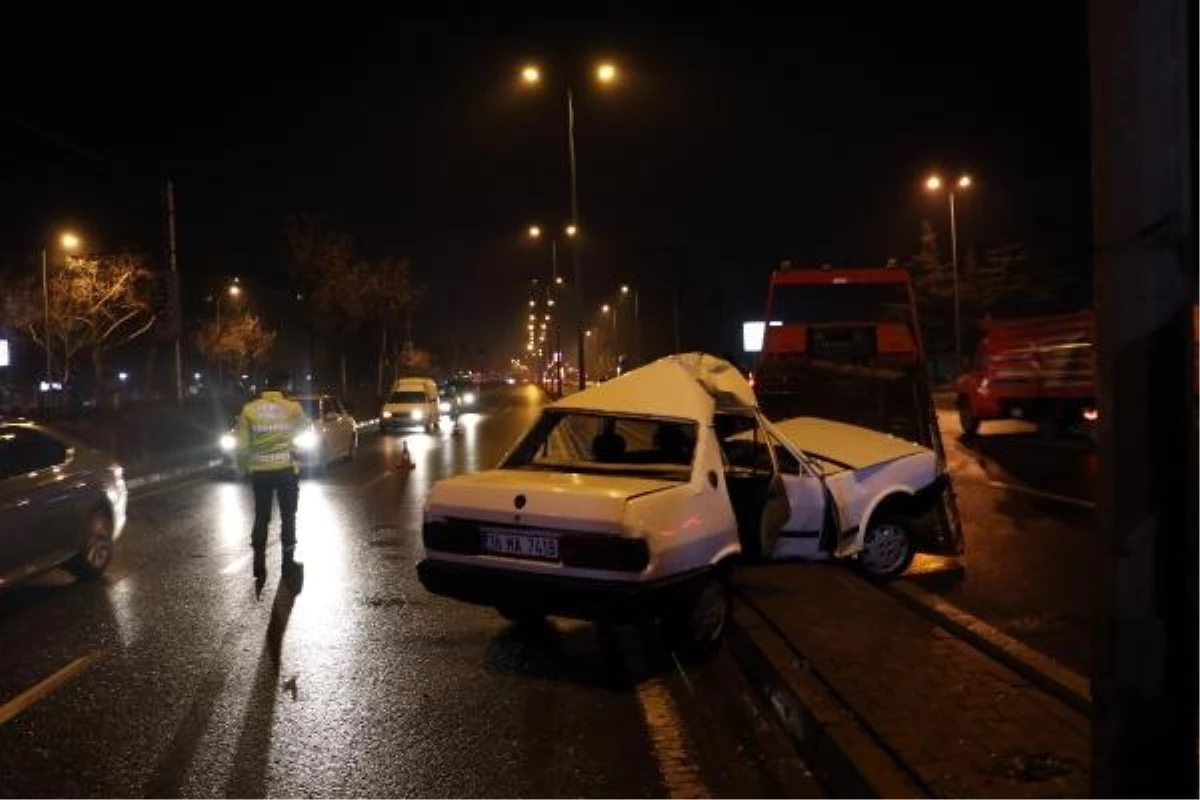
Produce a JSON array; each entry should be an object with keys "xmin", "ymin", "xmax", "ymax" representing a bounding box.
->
[
  {"xmin": 858, "ymin": 516, "xmax": 915, "ymax": 580},
  {"xmin": 957, "ymin": 397, "xmax": 980, "ymax": 437},
  {"xmin": 663, "ymin": 571, "xmax": 730, "ymax": 663}
]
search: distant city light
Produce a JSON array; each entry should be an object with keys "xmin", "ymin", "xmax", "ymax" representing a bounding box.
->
[{"xmin": 118, "ymin": 371, "xmax": 128, "ymax": 382}]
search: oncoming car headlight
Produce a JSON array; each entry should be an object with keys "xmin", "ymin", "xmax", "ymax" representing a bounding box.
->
[
  {"xmin": 461, "ymin": 391, "xmax": 477, "ymax": 406},
  {"xmin": 219, "ymin": 433, "xmax": 237, "ymax": 452},
  {"xmin": 411, "ymin": 409, "xmax": 425, "ymax": 421},
  {"xmin": 293, "ymin": 429, "xmax": 319, "ymax": 451},
  {"xmin": 381, "ymin": 410, "xmax": 393, "ymax": 419},
  {"xmin": 438, "ymin": 400, "xmax": 452, "ymax": 413}
]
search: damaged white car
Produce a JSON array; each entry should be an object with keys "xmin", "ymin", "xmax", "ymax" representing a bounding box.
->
[{"xmin": 417, "ymin": 353, "xmax": 954, "ymax": 657}]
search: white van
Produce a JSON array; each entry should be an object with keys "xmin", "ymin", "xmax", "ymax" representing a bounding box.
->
[{"xmin": 381, "ymin": 378, "xmax": 440, "ymax": 433}]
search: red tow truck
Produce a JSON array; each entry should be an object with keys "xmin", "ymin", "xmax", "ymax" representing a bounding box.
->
[
  {"xmin": 955, "ymin": 305, "xmax": 1199, "ymax": 438},
  {"xmin": 753, "ymin": 263, "xmax": 963, "ymax": 559}
]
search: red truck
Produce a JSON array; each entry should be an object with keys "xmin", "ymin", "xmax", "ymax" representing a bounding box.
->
[{"xmin": 956, "ymin": 306, "xmax": 1200, "ymax": 438}]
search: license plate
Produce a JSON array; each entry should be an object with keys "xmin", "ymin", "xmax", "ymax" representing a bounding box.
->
[{"xmin": 481, "ymin": 530, "xmax": 559, "ymax": 561}]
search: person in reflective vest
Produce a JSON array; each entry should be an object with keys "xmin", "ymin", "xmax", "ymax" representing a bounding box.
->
[{"xmin": 235, "ymin": 369, "xmax": 310, "ymax": 596}]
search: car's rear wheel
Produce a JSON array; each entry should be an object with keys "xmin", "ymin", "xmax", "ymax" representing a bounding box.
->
[
  {"xmin": 858, "ymin": 516, "xmax": 915, "ymax": 580},
  {"xmin": 68, "ymin": 507, "xmax": 114, "ymax": 580},
  {"xmin": 664, "ymin": 571, "xmax": 730, "ymax": 662}
]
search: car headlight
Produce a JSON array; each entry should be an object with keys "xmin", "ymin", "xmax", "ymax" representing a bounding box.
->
[
  {"xmin": 411, "ymin": 409, "xmax": 424, "ymax": 421},
  {"xmin": 293, "ymin": 429, "xmax": 319, "ymax": 451},
  {"xmin": 219, "ymin": 433, "xmax": 237, "ymax": 452},
  {"xmin": 381, "ymin": 410, "xmax": 393, "ymax": 419},
  {"xmin": 438, "ymin": 400, "xmax": 452, "ymax": 413},
  {"xmin": 461, "ymin": 391, "xmax": 476, "ymax": 405}
]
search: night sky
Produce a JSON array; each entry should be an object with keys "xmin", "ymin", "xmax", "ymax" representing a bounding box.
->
[{"xmin": 1, "ymin": 6, "xmax": 1091, "ymax": 370}]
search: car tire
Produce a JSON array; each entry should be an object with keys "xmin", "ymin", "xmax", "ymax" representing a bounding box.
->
[
  {"xmin": 67, "ymin": 507, "xmax": 114, "ymax": 581},
  {"xmin": 957, "ymin": 397, "xmax": 980, "ymax": 437},
  {"xmin": 857, "ymin": 516, "xmax": 915, "ymax": 581},
  {"xmin": 496, "ymin": 604, "xmax": 546, "ymax": 626},
  {"xmin": 663, "ymin": 570, "xmax": 730, "ymax": 663}
]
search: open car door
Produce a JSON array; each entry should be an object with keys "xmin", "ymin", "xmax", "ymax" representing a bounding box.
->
[
  {"xmin": 716, "ymin": 412, "xmax": 791, "ymax": 560},
  {"xmin": 761, "ymin": 420, "xmax": 855, "ymax": 560}
]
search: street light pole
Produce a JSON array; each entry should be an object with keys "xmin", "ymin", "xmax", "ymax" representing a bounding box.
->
[
  {"xmin": 567, "ymin": 86, "xmax": 585, "ymax": 391},
  {"xmin": 949, "ymin": 190, "xmax": 960, "ymax": 373},
  {"xmin": 41, "ymin": 248, "xmax": 49, "ymax": 389}
]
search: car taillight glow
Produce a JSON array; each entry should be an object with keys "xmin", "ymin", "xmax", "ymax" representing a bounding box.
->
[{"xmin": 1083, "ymin": 408, "xmax": 1099, "ymax": 422}]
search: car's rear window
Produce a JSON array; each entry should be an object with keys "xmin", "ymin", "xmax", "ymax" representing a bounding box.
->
[
  {"xmin": 389, "ymin": 391, "xmax": 426, "ymax": 403},
  {"xmin": 503, "ymin": 411, "xmax": 696, "ymax": 481}
]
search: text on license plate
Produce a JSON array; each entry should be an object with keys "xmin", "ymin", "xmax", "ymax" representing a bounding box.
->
[{"xmin": 481, "ymin": 531, "xmax": 559, "ymax": 561}]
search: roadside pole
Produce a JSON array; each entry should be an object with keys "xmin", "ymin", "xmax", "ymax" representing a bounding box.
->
[
  {"xmin": 165, "ymin": 180, "xmax": 184, "ymax": 404},
  {"xmin": 1089, "ymin": 0, "xmax": 1197, "ymax": 795}
]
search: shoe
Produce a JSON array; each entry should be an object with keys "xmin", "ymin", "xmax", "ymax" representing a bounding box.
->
[{"xmin": 253, "ymin": 551, "xmax": 267, "ymax": 599}]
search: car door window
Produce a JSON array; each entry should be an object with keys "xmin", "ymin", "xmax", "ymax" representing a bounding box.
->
[{"xmin": 0, "ymin": 429, "xmax": 68, "ymax": 480}]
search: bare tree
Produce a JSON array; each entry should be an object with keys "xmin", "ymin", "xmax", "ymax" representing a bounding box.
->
[
  {"xmin": 196, "ymin": 312, "xmax": 276, "ymax": 379},
  {"xmin": 2, "ymin": 252, "xmax": 154, "ymax": 390}
]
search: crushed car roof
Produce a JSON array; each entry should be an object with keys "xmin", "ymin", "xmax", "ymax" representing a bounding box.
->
[{"xmin": 552, "ymin": 353, "xmax": 757, "ymax": 422}]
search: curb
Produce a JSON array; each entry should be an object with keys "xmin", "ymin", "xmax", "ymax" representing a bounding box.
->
[
  {"xmin": 882, "ymin": 580, "xmax": 1092, "ymax": 715},
  {"xmin": 727, "ymin": 599, "xmax": 927, "ymax": 798},
  {"xmin": 125, "ymin": 458, "xmax": 222, "ymax": 491}
]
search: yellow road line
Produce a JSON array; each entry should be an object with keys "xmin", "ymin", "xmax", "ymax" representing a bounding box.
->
[
  {"xmin": 0, "ymin": 650, "xmax": 105, "ymax": 727},
  {"xmin": 635, "ymin": 679, "xmax": 712, "ymax": 799}
]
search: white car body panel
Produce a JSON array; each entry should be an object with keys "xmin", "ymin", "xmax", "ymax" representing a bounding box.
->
[{"xmin": 763, "ymin": 417, "xmax": 939, "ymax": 560}]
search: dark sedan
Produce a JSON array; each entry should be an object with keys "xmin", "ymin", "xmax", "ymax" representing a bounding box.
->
[{"xmin": 0, "ymin": 420, "xmax": 127, "ymax": 587}]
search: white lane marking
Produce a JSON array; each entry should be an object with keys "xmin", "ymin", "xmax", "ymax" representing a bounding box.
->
[
  {"xmin": 890, "ymin": 581, "xmax": 1092, "ymax": 705},
  {"xmin": 0, "ymin": 650, "xmax": 105, "ymax": 727},
  {"xmin": 985, "ymin": 480, "xmax": 1096, "ymax": 509},
  {"xmin": 635, "ymin": 679, "xmax": 712, "ymax": 799}
]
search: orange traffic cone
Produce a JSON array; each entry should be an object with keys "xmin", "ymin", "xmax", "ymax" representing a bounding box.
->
[{"xmin": 395, "ymin": 439, "xmax": 415, "ymax": 471}]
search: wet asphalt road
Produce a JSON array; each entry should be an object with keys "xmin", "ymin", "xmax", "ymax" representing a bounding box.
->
[
  {"xmin": 903, "ymin": 410, "xmax": 1096, "ymax": 673},
  {"xmin": 0, "ymin": 386, "xmax": 816, "ymax": 799}
]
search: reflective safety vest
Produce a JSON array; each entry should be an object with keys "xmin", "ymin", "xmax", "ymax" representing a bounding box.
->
[{"xmin": 235, "ymin": 391, "xmax": 310, "ymax": 473}]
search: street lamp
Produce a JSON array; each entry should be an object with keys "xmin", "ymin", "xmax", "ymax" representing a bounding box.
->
[
  {"xmin": 519, "ymin": 62, "xmax": 620, "ymax": 390},
  {"xmin": 925, "ymin": 172, "xmax": 973, "ymax": 373},
  {"xmin": 41, "ymin": 231, "xmax": 82, "ymax": 393},
  {"xmin": 620, "ymin": 284, "xmax": 641, "ymax": 367}
]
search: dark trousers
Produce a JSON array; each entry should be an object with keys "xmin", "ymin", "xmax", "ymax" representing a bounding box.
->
[{"xmin": 250, "ymin": 470, "xmax": 299, "ymax": 554}]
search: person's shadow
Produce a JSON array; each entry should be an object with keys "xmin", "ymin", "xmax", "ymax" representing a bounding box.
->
[{"xmin": 223, "ymin": 584, "xmax": 297, "ymax": 798}]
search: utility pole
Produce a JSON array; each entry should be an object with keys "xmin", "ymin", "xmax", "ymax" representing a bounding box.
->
[
  {"xmin": 164, "ymin": 180, "xmax": 183, "ymax": 404},
  {"xmin": 1089, "ymin": 0, "xmax": 1197, "ymax": 796}
]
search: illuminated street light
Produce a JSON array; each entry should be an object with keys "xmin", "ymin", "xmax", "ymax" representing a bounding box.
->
[
  {"xmin": 528, "ymin": 225, "xmax": 542, "ymax": 239},
  {"xmin": 555, "ymin": 276, "xmax": 564, "ymax": 285},
  {"xmin": 60, "ymin": 232, "xmax": 81, "ymax": 250},
  {"xmin": 924, "ymin": 171, "xmax": 975, "ymax": 371},
  {"xmin": 601, "ymin": 304, "xmax": 611, "ymax": 314},
  {"xmin": 228, "ymin": 284, "xmax": 242, "ymax": 298},
  {"xmin": 620, "ymin": 285, "xmax": 630, "ymax": 295},
  {"xmin": 517, "ymin": 62, "xmax": 622, "ymax": 389},
  {"xmin": 548, "ymin": 298, "xmax": 556, "ymax": 307},
  {"xmin": 529, "ymin": 299, "xmax": 536, "ymax": 307}
]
